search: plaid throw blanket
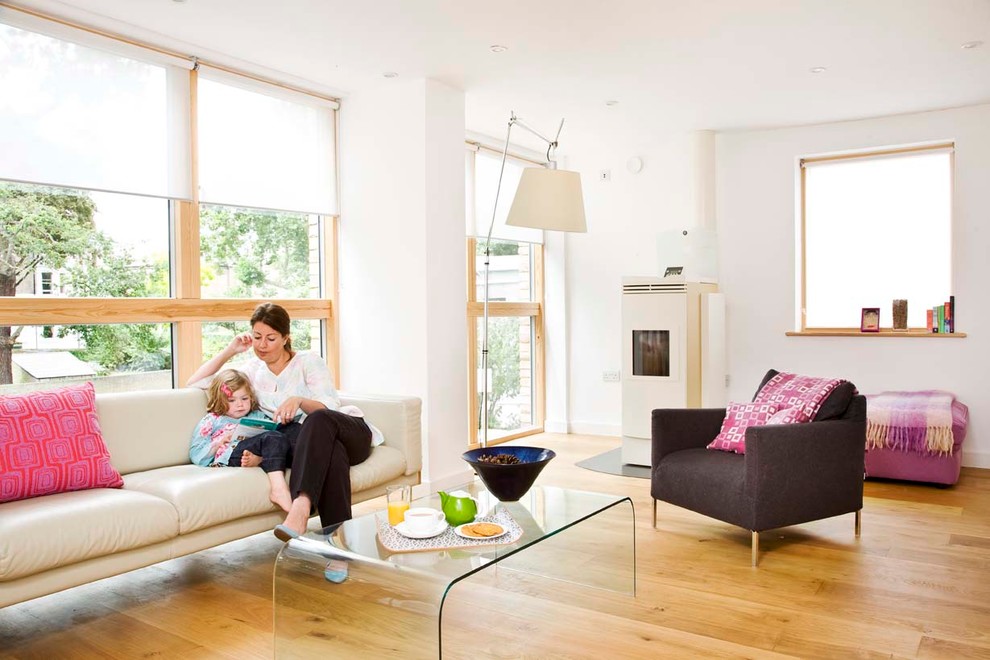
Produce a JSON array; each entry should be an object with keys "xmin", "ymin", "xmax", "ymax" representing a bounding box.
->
[
  {"xmin": 866, "ymin": 390, "xmax": 955, "ymax": 455},
  {"xmin": 753, "ymin": 372, "xmax": 846, "ymax": 424}
]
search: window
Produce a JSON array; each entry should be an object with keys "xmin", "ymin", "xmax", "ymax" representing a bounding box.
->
[
  {"xmin": 466, "ymin": 144, "xmax": 546, "ymax": 446},
  {"xmin": 0, "ymin": 9, "xmax": 339, "ymax": 393},
  {"xmin": 800, "ymin": 144, "xmax": 952, "ymax": 330}
]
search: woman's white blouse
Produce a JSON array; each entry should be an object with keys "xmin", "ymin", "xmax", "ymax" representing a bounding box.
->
[{"xmin": 192, "ymin": 351, "xmax": 383, "ymax": 446}]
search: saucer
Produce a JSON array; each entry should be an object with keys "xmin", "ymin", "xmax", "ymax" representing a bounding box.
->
[{"xmin": 393, "ymin": 520, "xmax": 448, "ymax": 539}]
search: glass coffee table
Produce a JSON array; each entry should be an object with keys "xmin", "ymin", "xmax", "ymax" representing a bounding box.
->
[{"xmin": 273, "ymin": 482, "xmax": 635, "ymax": 658}]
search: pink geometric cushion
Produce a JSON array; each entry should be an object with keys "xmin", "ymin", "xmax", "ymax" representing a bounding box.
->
[
  {"xmin": 707, "ymin": 401, "xmax": 781, "ymax": 454},
  {"xmin": 0, "ymin": 382, "xmax": 122, "ymax": 503},
  {"xmin": 765, "ymin": 406, "xmax": 802, "ymax": 425}
]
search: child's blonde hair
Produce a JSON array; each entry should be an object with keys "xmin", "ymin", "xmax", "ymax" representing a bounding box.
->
[{"xmin": 206, "ymin": 369, "xmax": 259, "ymax": 416}]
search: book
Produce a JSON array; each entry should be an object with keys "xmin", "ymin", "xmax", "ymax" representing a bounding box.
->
[
  {"xmin": 926, "ymin": 309, "xmax": 933, "ymax": 332},
  {"xmin": 231, "ymin": 417, "xmax": 280, "ymax": 444},
  {"xmin": 947, "ymin": 296, "xmax": 954, "ymax": 333}
]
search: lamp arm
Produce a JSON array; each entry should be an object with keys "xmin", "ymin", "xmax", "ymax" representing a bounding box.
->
[
  {"xmin": 481, "ymin": 118, "xmax": 516, "ymax": 447},
  {"xmin": 481, "ymin": 112, "xmax": 565, "ymax": 447}
]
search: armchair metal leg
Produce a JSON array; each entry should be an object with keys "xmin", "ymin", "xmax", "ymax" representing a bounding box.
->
[
  {"xmin": 751, "ymin": 531, "xmax": 759, "ymax": 567},
  {"xmin": 855, "ymin": 509, "xmax": 862, "ymax": 537},
  {"xmin": 652, "ymin": 498, "xmax": 657, "ymax": 529}
]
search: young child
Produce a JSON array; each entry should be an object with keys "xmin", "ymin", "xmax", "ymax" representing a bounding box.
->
[{"xmin": 189, "ymin": 369, "xmax": 292, "ymax": 512}]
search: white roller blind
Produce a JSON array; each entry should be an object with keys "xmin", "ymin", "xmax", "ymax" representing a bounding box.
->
[
  {"xmin": 469, "ymin": 149, "xmax": 543, "ymax": 244},
  {"xmin": 197, "ymin": 68, "xmax": 337, "ymax": 215},
  {"xmin": 0, "ymin": 15, "xmax": 192, "ymax": 199},
  {"xmin": 803, "ymin": 148, "xmax": 952, "ymax": 328}
]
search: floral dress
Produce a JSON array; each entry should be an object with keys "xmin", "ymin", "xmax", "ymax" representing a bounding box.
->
[{"xmin": 189, "ymin": 410, "xmax": 270, "ymax": 467}]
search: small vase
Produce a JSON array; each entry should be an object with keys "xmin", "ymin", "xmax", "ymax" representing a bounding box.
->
[{"xmin": 892, "ymin": 299, "xmax": 908, "ymax": 331}]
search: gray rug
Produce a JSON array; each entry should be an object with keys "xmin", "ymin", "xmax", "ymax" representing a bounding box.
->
[{"xmin": 576, "ymin": 448, "xmax": 651, "ymax": 479}]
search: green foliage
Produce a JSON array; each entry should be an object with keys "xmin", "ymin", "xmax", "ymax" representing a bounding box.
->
[
  {"xmin": 199, "ymin": 206, "xmax": 313, "ymax": 299},
  {"xmin": 0, "ymin": 183, "xmax": 97, "ymax": 288},
  {"xmin": 482, "ymin": 317, "xmax": 523, "ymax": 430},
  {"xmin": 476, "ymin": 239, "xmax": 520, "ymax": 257},
  {"xmin": 62, "ymin": 236, "xmax": 171, "ymax": 372}
]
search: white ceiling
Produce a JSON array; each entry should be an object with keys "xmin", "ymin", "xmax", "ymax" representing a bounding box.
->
[{"xmin": 11, "ymin": 0, "xmax": 990, "ymax": 153}]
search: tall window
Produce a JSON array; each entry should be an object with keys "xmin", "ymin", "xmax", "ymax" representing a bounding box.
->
[
  {"xmin": 0, "ymin": 11, "xmax": 339, "ymax": 394},
  {"xmin": 466, "ymin": 146, "xmax": 545, "ymax": 446},
  {"xmin": 800, "ymin": 144, "xmax": 952, "ymax": 330}
]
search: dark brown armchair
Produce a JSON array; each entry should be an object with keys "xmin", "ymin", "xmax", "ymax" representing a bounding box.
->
[{"xmin": 650, "ymin": 371, "xmax": 866, "ymax": 566}]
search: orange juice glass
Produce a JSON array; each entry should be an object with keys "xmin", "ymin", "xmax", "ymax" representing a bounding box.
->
[{"xmin": 386, "ymin": 485, "xmax": 411, "ymax": 526}]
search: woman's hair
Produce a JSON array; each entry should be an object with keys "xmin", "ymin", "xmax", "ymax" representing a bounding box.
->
[
  {"xmin": 206, "ymin": 369, "xmax": 259, "ymax": 416},
  {"xmin": 250, "ymin": 302, "xmax": 293, "ymax": 353}
]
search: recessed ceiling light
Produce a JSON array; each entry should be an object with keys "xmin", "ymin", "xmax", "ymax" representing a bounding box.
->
[
  {"xmin": 961, "ymin": 40, "xmax": 983, "ymax": 49},
  {"xmin": 809, "ymin": 66, "xmax": 827, "ymax": 74},
  {"xmin": 383, "ymin": 72, "xmax": 398, "ymax": 78},
  {"xmin": 605, "ymin": 100, "xmax": 619, "ymax": 107},
  {"xmin": 489, "ymin": 44, "xmax": 508, "ymax": 53}
]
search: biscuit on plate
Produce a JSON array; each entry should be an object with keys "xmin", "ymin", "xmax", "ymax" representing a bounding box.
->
[{"xmin": 463, "ymin": 522, "xmax": 503, "ymax": 537}]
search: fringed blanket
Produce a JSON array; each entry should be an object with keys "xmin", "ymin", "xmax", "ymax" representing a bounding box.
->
[
  {"xmin": 865, "ymin": 390, "xmax": 955, "ymax": 455},
  {"xmin": 753, "ymin": 372, "xmax": 846, "ymax": 424}
]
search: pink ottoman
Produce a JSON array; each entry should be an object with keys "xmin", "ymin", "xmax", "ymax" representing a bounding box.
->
[{"xmin": 865, "ymin": 399, "xmax": 969, "ymax": 485}]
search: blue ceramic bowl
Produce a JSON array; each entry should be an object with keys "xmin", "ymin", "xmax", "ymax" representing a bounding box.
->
[{"xmin": 462, "ymin": 446, "xmax": 556, "ymax": 501}]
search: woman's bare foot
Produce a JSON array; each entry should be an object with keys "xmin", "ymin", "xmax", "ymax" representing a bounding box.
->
[
  {"xmin": 269, "ymin": 485, "xmax": 292, "ymax": 512},
  {"xmin": 279, "ymin": 494, "xmax": 312, "ymax": 537}
]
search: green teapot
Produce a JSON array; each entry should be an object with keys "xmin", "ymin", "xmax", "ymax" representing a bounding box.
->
[{"xmin": 438, "ymin": 490, "xmax": 478, "ymax": 526}]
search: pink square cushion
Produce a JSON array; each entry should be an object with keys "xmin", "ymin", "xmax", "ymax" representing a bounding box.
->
[
  {"xmin": 707, "ymin": 401, "xmax": 781, "ymax": 454},
  {"xmin": 0, "ymin": 382, "xmax": 123, "ymax": 503}
]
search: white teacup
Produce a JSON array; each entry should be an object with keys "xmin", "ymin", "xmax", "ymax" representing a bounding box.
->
[{"xmin": 403, "ymin": 507, "xmax": 444, "ymax": 534}]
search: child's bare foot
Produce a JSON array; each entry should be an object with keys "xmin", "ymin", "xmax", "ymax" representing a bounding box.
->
[{"xmin": 269, "ymin": 484, "xmax": 292, "ymax": 512}]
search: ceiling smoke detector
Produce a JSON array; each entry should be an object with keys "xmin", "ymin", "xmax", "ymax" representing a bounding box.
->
[{"xmin": 809, "ymin": 66, "xmax": 827, "ymax": 74}]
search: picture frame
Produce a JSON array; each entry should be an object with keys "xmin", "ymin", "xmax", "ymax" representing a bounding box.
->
[{"xmin": 860, "ymin": 307, "xmax": 880, "ymax": 333}]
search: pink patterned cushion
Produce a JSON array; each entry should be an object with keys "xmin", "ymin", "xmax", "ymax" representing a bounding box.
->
[
  {"xmin": 766, "ymin": 407, "xmax": 802, "ymax": 425},
  {"xmin": 753, "ymin": 372, "xmax": 845, "ymax": 424},
  {"xmin": 707, "ymin": 401, "xmax": 781, "ymax": 454},
  {"xmin": 0, "ymin": 382, "xmax": 122, "ymax": 503}
]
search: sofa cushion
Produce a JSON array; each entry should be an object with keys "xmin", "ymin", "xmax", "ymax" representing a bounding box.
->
[
  {"xmin": 0, "ymin": 382, "xmax": 123, "ymax": 504},
  {"xmin": 0, "ymin": 488, "xmax": 178, "ymax": 581},
  {"xmin": 707, "ymin": 402, "xmax": 780, "ymax": 454},
  {"xmin": 124, "ymin": 465, "xmax": 278, "ymax": 535},
  {"xmin": 351, "ymin": 444, "xmax": 407, "ymax": 493},
  {"xmin": 655, "ymin": 448, "xmax": 751, "ymax": 528},
  {"xmin": 96, "ymin": 388, "xmax": 207, "ymax": 475}
]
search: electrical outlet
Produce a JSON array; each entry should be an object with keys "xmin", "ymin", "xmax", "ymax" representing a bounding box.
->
[
  {"xmin": 603, "ymin": 369, "xmax": 621, "ymax": 382},
  {"xmin": 599, "ymin": 169, "xmax": 611, "ymax": 182}
]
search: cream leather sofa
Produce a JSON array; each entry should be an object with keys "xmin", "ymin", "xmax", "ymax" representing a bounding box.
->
[{"xmin": 0, "ymin": 388, "xmax": 421, "ymax": 608}]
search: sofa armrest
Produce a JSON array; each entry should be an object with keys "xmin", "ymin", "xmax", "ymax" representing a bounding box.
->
[
  {"xmin": 651, "ymin": 408, "xmax": 726, "ymax": 465},
  {"xmin": 340, "ymin": 393, "xmax": 422, "ymax": 476},
  {"xmin": 744, "ymin": 417, "xmax": 866, "ymax": 519}
]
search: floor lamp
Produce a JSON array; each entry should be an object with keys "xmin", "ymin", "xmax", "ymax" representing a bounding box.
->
[{"xmin": 481, "ymin": 112, "xmax": 587, "ymax": 447}]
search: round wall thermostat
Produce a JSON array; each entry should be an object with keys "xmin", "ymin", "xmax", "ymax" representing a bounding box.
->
[{"xmin": 626, "ymin": 156, "xmax": 643, "ymax": 174}]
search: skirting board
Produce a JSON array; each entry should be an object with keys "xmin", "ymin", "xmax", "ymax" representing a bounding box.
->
[{"xmin": 961, "ymin": 450, "xmax": 990, "ymax": 469}]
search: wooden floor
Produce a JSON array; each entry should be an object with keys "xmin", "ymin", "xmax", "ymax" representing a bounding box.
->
[{"xmin": 2, "ymin": 433, "xmax": 989, "ymax": 659}]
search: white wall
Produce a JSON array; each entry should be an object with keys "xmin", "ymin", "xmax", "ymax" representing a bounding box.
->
[
  {"xmin": 562, "ymin": 131, "xmax": 704, "ymax": 436},
  {"xmin": 717, "ymin": 104, "xmax": 989, "ymax": 467},
  {"xmin": 339, "ymin": 79, "xmax": 471, "ymax": 488}
]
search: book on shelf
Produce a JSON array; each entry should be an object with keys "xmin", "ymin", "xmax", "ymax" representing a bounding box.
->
[
  {"xmin": 926, "ymin": 309, "xmax": 934, "ymax": 332},
  {"xmin": 947, "ymin": 296, "xmax": 955, "ymax": 333}
]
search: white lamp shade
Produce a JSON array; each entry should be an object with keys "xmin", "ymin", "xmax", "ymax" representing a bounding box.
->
[{"xmin": 506, "ymin": 168, "xmax": 587, "ymax": 233}]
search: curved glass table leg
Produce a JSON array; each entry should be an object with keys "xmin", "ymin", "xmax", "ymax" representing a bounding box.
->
[{"xmin": 272, "ymin": 486, "xmax": 635, "ymax": 658}]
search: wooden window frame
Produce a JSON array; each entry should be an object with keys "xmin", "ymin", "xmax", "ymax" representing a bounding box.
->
[
  {"xmin": 0, "ymin": 45, "xmax": 342, "ymax": 388},
  {"xmin": 466, "ymin": 237, "xmax": 546, "ymax": 449},
  {"xmin": 791, "ymin": 142, "xmax": 962, "ymax": 338}
]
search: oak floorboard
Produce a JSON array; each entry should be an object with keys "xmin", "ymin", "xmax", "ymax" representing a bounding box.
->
[{"xmin": 1, "ymin": 434, "xmax": 988, "ymax": 659}]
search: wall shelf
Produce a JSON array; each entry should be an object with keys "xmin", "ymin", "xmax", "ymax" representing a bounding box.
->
[{"xmin": 786, "ymin": 330, "xmax": 966, "ymax": 338}]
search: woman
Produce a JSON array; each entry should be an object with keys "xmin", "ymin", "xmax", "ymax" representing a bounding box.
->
[{"xmin": 187, "ymin": 302, "xmax": 376, "ymax": 536}]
